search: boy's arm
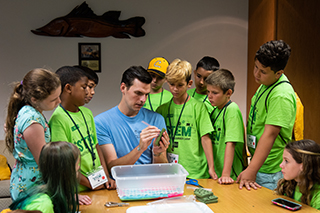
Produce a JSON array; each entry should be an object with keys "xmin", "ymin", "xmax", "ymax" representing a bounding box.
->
[
  {"xmin": 96, "ymin": 144, "xmax": 116, "ymax": 189},
  {"xmin": 218, "ymin": 142, "xmax": 236, "ymax": 184},
  {"xmin": 237, "ymin": 124, "xmax": 281, "ymax": 190},
  {"xmin": 201, "ymin": 134, "xmax": 218, "ymax": 180}
]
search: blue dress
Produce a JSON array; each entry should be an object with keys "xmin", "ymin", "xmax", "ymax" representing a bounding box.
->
[{"xmin": 10, "ymin": 105, "xmax": 50, "ymax": 200}]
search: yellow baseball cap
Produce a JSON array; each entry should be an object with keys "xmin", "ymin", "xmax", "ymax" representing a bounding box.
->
[{"xmin": 147, "ymin": 57, "xmax": 169, "ymax": 78}]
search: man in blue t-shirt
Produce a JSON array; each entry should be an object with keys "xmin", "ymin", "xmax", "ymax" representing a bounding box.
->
[{"xmin": 95, "ymin": 66, "xmax": 169, "ymax": 171}]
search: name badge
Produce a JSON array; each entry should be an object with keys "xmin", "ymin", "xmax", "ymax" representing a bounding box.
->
[
  {"xmin": 168, "ymin": 153, "xmax": 179, "ymax": 163},
  {"xmin": 247, "ymin": 134, "xmax": 256, "ymax": 149},
  {"xmin": 87, "ymin": 166, "xmax": 108, "ymax": 189}
]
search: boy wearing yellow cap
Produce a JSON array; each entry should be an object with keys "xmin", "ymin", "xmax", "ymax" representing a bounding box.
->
[{"xmin": 143, "ymin": 57, "xmax": 173, "ymax": 111}]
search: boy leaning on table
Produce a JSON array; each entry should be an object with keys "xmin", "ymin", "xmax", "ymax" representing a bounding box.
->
[
  {"xmin": 205, "ymin": 69, "xmax": 247, "ymax": 185},
  {"xmin": 237, "ymin": 40, "xmax": 296, "ymax": 190}
]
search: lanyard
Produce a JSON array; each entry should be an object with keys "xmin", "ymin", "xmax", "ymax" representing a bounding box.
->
[
  {"xmin": 192, "ymin": 89, "xmax": 208, "ymax": 103},
  {"xmin": 249, "ymin": 80, "xmax": 288, "ymax": 133},
  {"xmin": 210, "ymin": 100, "xmax": 232, "ymax": 127},
  {"xmin": 148, "ymin": 88, "xmax": 163, "ymax": 111},
  {"xmin": 168, "ymin": 94, "xmax": 189, "ymax": 151},
  {"xmin": 60, "ymin": 104, "xmax": 96, "ymax": 168}
]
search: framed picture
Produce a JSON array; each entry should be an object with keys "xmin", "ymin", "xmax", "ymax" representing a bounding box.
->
[{"xmin": 78, "ymin": 43, "xmax": 101, "ymax": 72}]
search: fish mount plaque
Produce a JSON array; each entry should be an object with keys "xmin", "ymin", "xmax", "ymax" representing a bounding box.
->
[{"xmin": 31, "ymin": 1, "xmax": 145, "ymax": 39}]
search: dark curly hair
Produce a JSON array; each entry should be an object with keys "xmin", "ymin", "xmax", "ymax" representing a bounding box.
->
[{"xmin": 255, "ymin": 40, "xmax": 291, "ymax": 72}]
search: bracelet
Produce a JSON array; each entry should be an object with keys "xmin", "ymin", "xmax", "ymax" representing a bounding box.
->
[{"xmin": 153, "ymin": 152, "xmax": 162, "ymax": 157}]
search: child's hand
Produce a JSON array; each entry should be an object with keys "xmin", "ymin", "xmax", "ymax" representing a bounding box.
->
[
  {"xmin": 218, "ymin": 176, "xmax": 234, "ymax": 184},
  {"xmin": 78, "ymin": 194, "xmax": 92, "ymax": 205},
  {"xmin": 209, "ymin": 168, "xmax": 218, "ymax": 180},
  {"xmin": 105, "ymin": 178, "xmax": 116, "ymax": 189},
  {"xmin": 236, "ymin": 169, "xmax": 261, "ymax": 190}
]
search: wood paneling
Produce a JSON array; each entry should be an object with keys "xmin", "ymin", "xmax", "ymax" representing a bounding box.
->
[
  {"xmin": 276, "ymin": 0, "xmax": 320, "ymax": 141},
  {"xmin": 247, "ymin": 0, "xmax": 276, "ymax": 118},
  {"xmin": 248, "ymin": 0, "xmax": 320, "ymax": 141}
]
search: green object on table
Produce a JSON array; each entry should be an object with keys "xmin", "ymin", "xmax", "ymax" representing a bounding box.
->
[{"xmin": 194, "ymin": 188, "xmax": 218, "ymax": 204}]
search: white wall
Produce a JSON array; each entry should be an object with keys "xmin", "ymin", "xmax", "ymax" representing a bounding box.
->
[{"xmin": 0, "ymin": 0, "xmax": 248, "ymax": 140}]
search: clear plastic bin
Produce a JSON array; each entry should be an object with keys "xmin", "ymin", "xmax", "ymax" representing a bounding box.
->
[{"xmin": 111, "ymin": 163, "xmax": 189, "ymax": 201}]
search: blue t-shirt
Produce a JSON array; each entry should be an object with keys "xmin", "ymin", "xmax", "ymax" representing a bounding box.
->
[{"xmin": 94, "ymin": 106, "xmax": 167, "ymax": 164}]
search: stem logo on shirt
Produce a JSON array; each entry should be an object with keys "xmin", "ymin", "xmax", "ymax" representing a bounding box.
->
[
  {"xmin": 167, "ymin": 125, "xmax": 192, "ymax": 138},
  {"xmin": 211, "ymin": 128, "xmax": 221, "ymax": 144}
]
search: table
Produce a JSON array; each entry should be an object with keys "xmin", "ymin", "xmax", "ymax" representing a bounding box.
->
[{"xmin": 79, "ymin": 179, "xmax": 319, "ymax": 212}]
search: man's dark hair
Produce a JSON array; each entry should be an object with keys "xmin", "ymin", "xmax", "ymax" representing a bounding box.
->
[
  {"xmin": 196, "ymin": 56, "xmax": 220, "ymax": 71},
  {"xmin": 255, "ymin": 40, "xmax": 291, "ymax": 72},
  {"xmin": 56, "ymin": 66, "xmax": 87, "ymax": 91},
  {"xmin": 121, "ymin": 66, "xmax": 152, "ymax": 89}
]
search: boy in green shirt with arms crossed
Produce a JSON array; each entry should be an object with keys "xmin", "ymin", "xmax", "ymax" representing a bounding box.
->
[
  {"xmin": 187, "ymin": 56, "xmax": 220, "ymax": 114},
  {"xmin": 156, "ymin": 58, "xmax": 216, "ymax": 179},
  {"xmin": 237, "ymin": 40, "xmax": 297, "ymax": 190},
  {"xmin": 143, "ymin": 57, "xmax": 172, "ymax": 111},
  {"xmin": 206, "ymin": 69, "xmax": 246, "ymax": 184}
]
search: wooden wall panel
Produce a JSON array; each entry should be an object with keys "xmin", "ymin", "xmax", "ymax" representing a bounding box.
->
[
  {"xmin": 248, "ymin": 0, "xmax": 320, "ymax": 141},
  {"xmin": 247, "ymin": 0, "xmax": 276, "ymax": 118},
  {"xmin": 276, "ymin": 0, "xmax": 320, "ymax": 141}
]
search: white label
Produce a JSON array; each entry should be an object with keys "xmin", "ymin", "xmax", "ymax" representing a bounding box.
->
[
  {"xmin": 87, "ymin": 168, "xmax": 108, "ymax": 189},
  {"xmin": 247, "ymin": 134, "xmax": 256, "ymax": 149},
  {"xmin": 168, "ymin": 153, "xmax": 179, "ymax": 163}
]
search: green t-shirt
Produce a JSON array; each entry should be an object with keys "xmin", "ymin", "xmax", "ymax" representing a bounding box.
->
[
  {"xmin": 143, "ymin": 89, "xmax": 173, "ymax": 111},
  {"xmin": 210, "ymin": 102, "xmax": 245, "ymax": 180},
  {"xmin": 156, "ymin": 97, "xmax": 213, "ymax": 179},
  {"xmin": 247, "ymin": 74, "xmax": 296, "ymax": 173},
  {"xmin": 24, "ymin": 193, "xmax": 54, "ymax": 213},
  {"xmin": 294, "ymin": 185, "xmax": 320, "ymax": 210},
  {"xmin": 187, "ymin": 88, "xmax": 214, "ymax": 114},
  {"xmin": 49, "ymin": 106, "xmax": 101, "ymax": 191}
]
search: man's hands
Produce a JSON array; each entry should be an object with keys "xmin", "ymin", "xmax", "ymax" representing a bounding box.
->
[
  {"xmin": 139, "ymin": 126, "xmax": 170, "ymax": 154},
  {"xmin": 153, "ymin": 130, "xmax": 170, "ymax": 155},
  {"xmin": 138, "ymin": 126, "xmax": 161, "ymax": 151}
]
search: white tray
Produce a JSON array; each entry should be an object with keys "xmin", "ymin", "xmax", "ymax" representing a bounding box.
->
[{"xmin": 126, "ymin": 202, "xmax": 214, "ymax": 213}]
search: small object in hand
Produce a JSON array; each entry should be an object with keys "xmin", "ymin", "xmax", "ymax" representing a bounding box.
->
[
  {"xmin": 105, "ymin": 201, "xmax": 129, "ymax": 207},
  {"xmin": 155, "ymin": 128, "xmax": 166, "ymax": 146}
]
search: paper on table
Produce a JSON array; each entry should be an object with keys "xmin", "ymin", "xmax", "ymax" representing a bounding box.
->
[{"xmin": 126, "ymin": 202, "xmax": 213, "ymax": 213}]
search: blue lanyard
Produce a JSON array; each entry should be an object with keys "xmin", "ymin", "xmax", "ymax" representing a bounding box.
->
[
  {"xmin": 60, "ymin": 104, "xmax": 96, "ymax": 168},
  {"xmin": 168, "ymin": 94, "xmax": 189, "ymax": 151}
]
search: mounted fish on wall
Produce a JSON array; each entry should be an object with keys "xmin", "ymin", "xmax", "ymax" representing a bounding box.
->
[{"xmin": 31, "ymin": 1, "xmax": 145, "ymax": 38}]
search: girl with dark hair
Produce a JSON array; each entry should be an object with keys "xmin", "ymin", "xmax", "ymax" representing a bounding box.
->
[
  {"xmin": 9, "ymin": 142, "xmax": 80, "ymax": 213},
  {"xmin": 275, "ymin": 139, "xmax": 320, "ymax": 210},
  {"xmin": 5, "ymin": 69, "xmax": 61, "ymax": 200}
]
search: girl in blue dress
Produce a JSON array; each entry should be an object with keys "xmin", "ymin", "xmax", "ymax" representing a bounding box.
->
[{"xmin": 5, "ymin": 68, "xmax": 61, "ymax": 200}]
